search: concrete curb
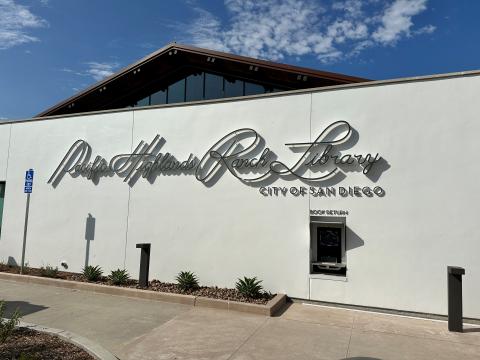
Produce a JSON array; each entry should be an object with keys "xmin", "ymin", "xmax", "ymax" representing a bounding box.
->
[
  {"xmin": 17, "ymin": 321, "xmax": 118, "ymax": 360},
  {"xmin": 194, "ymin": 293, "xmax": 286, "ymax": 316},
  {"xmin": 0, "ymin": 272, "xmax": 286, "ymax": 316}
]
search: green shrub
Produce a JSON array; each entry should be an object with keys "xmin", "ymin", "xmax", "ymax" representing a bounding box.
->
[
  {"xmin": 109, "ymin": 269, "xmax": 130, "ymax": 285},
  {"xmin": 175, "ymin": 271, "xmax": 199, "ymax": 291},
  {"xmin": 0, "ymin": 300, "xmax": 21, "ymax": 343},
  {"xmin": 235, "ymin": 277, "xmax": 263, "ymax": 298},
  {"xmin": 82, "ymin": 265, "xmax": 103, "ymax": 281},
  {"xmin": 19, "ymin": 353, "xmax": 37, "ymax": 360},
  {"xmin": 40, "ymin": 265, "xmax": 58, "ymax": 278},
  {"xmin": 22, "ymin": 261, "xmax": 31, "ymax": 274}
]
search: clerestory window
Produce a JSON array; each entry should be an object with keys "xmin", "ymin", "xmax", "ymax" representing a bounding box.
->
[{"xmin": 131, "ymin": 71, "xmax": 286, "ymax": 108}]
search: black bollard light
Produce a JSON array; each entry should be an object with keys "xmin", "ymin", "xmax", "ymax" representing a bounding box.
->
[
  {"xmin": 447, "ymin": 266, "xmax": 465, "ymax": 332},
  {"xmin": 136, "ymin": 243, "xmax": 151, "ymax": 288}
]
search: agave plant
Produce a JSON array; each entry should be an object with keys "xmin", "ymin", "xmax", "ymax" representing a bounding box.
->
[
  {"xmin": 82, "ymin": 265, "xmax": 103, "ymax": 282},
  {"xmin": 109, "ymin": 268, "xmax": 130, "ymax": 285},
  {"xmin": 40, "ymin": 265, "xmax": 59, "ymax": 278},
  {"xmin": 176, "ymin": 271, "xmax": 199, "ymax": 291},
  {"xmin": 0, "ymin": 300, "xmax": 21, "ymax": 344},
  {"xmin": 235, "ymin": 276, "xmax": 263, "ymax": 298}
]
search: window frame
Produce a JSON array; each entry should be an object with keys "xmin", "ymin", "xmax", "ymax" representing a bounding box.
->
[
  {"xmin": 128, "ymin": 67, "xmax": 291, "ymax": 109},
  {"xmin": 309, "ymin": 216, "xmax": 346, "ymax": 276}
]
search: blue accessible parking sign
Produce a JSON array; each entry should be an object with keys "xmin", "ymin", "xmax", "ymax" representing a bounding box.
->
[
  {"xmin": 24, "ymin": 169, "xmax": 34, "ymax": 193},
  {"xmin": 21, "ymin": 168, "xmax": 34, "ymax": 274}
]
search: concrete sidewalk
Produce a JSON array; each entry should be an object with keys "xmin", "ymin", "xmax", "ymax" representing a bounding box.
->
[
  {"xmin": 1, "ymin": 279, "xmax": 480, "ymax": 359},
  {"xmin": 0, "ymin": 279, "xmax": 190, "ymax": 358}
]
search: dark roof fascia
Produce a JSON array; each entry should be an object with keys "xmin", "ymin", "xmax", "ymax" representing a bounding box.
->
[
  {"xmin": 36, "ymin": 43, "xmax": 370, "ymax": 117},
  {"xmin": 171, "ymin": 44, "xmax": 369, "ymax": 83},
  {"xmin": 36, "ymin": 43, "xmax": 178, "ymax": 117}
]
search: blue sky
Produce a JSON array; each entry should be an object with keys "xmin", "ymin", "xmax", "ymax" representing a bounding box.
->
[{"xmin": 0, "ymin": 0, "xmax": 478, "ymax": 120}]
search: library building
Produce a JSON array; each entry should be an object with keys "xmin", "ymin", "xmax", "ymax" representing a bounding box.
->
[{"xmin": 0, "ymin": 43, "xmax": 478, "ymax": 319}]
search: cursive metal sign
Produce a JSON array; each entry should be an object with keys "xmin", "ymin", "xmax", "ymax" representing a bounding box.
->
[{"xmin": 48, "ymin": 121, "xmax": 383, "ymax": 187}]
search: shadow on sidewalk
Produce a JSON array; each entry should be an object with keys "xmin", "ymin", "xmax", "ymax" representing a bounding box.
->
[
  {"xmin": 463, "ymin": 327, "xmax": 480, "ymax": 333},
  {"xmin": 272, "ymin": 301, "xmax": 292, "ymax": 317},
  {"xmin": 3, "ymin": 301, "xmax": 48, "ymax": 317}
]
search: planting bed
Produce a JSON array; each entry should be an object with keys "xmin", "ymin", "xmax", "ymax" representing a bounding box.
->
[
  {"xmin": 0, "ymin": 327, "xmax": 93, "ymax": 360},
  {"xmin": 0, "ymin": 264, "xmax": 274, "ymax": 305}
]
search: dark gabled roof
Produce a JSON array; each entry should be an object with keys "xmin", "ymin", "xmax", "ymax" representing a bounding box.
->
[{"xmin": 37, "ymin": 43, "xmax": 370, "ymax": 117}]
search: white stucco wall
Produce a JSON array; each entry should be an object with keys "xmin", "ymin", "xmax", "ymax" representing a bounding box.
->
[
  {"xmin": 308, "ymin": 76, "xmax": 480, "ymax": 317},
  {"xmin": 0, "ymin": 112, "xmax": 133, "ymax": 272},
  {"xmin": 124, "ymin": 94, "xmax": 311, "ymax": 298},
  {"xmin": 0, "ymin": 72, "xmax": 478, "ymax": 318}
]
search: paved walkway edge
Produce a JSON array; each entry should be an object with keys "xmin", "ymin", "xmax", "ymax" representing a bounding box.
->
[
  {"xmin": 17, "ymin": 320, "xmax": 118, "ymax": 360},
  {"xmin": 0, "ymin": 272, "xmax": 286, "ymax": 316},
  {"xmin": 291, "ymin": 297, "xmax": 480, "ymax": 324}
]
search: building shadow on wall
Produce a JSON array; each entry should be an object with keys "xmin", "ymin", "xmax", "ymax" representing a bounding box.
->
[
  {"xmin": 7, "ymin": 256, "xmax": 17, "ymax": 266},
  {"xmin": 364, "ymin": 157, "xmax": 390, "ymax": 183},
  {"xmin": 346, "ymin": 227, "xmax": 364, "ymax": 251},
  {"xmin": 340, "ymin": 357, "xmax": 383, "ymax": 360},
  {"xmin": 4, "ymin": 301, "xmax": 48, "ymax": 317},
  {"xmin": 85, "ymin": 213, "xmax": 96, "ymax": 268}
]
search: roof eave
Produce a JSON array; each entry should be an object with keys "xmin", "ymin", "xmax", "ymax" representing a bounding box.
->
[{"xmin": 36, "ymin": 43, "xmax": 370, "ymax": 117}]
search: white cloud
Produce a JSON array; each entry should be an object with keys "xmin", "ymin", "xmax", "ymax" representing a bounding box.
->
[
  {"xmin": 332, "ymin": 0, "xmax": 364, "ymax": 18},
  {"xmin": 372, "ymin": 0, "xmax": 429, "ymax": 44},
  {"xmin": 185, "ymin": 7, "xmax": 228, "ymax": 53},
  {"xmin": 414, "ymin": 24, "xmax": 436, "ymax": 35},
  {"xmin": 0, "ymin": 0, "xmax": 48, "ymax": 50},
  {"xmin": 185, "ymin": 0, "xmax": 331, "ymax": 61},
  {"xmin": 61, "ymin": 62, "xmax": 121, "ymax": 82},
  {"xmin": 181, "ymin": 0, "xmax": 436, "ymax": 63},
  {"xmin": 84, "ymin": 62, "xmax": 120, "ymax": 81}
]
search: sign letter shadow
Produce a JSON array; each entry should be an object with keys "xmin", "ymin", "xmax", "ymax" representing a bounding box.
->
[{"xmin": 85, "ymin": 213, "xmax": 96, "ymax": 268}]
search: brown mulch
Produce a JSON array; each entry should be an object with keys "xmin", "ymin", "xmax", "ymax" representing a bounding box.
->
[
  {"xmin": 0, "ymin": 265, "xmax": 274, "ymax": 305},
  {"xmin": 145, "ymin": 280, "xmax": 273, "ymax": 304},
  {"xmin": 0, "ymin": 327, "xmax": 94, "ymax": 360}
]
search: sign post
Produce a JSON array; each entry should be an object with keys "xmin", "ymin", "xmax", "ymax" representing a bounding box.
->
[{"xmin": 21, "ymin": 169, "xmax": 34, "ymax": 274}]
